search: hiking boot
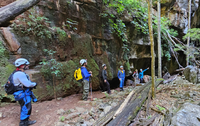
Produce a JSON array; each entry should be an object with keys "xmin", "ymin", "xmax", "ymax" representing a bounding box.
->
[
  {"xmin": 19, "ymin": 120, "xmax": 28, "ymax": 126},
  {"xmin": 28, "ymin": 120, "xmax": 36, "ymax": 125}
]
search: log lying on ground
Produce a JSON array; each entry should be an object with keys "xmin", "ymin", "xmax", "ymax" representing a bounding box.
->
[
  {"xmin": 0, "ymin": 0, "xmax": 40, "ymax": 27},
  {"xmin": 107, "ymin": 79, "xmax": 163, "ymax": 126}
]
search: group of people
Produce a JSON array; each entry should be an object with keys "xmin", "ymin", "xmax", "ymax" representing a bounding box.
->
[
  {"xmin": 9, "ymin": 58, "xmax": 149, "ymax": 126},
  {"xmin": 132, "ymin": 67, "xmax": 149, "ymax": 83},
  {"xmin": 79, "ymin": 59, "xmax": 149, "ymax": 101}
]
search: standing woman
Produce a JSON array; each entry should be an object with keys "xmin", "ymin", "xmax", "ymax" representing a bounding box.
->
[
  {"xmin": 102, "ymin": 64, "xmax": 111, "ymax": 94},
  {"xmin": 139, "ymin": 67, "xmax": 149, "ymax": 83},
  {"xmin": 118, "ymin": 66, "xmax": 125, "ymax": 91}
]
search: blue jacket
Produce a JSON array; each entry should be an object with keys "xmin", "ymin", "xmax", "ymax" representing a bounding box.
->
[
  {"xmin": 118, "ymin": 70, "xmax": 125, "ymax": 79},
  {"xmin": 81, "ymin": 67, "xmax": 91, "ymax": 81},
  {"xmin": 139, "ymin": 69, "xmax": 148, "ymax": 79}
]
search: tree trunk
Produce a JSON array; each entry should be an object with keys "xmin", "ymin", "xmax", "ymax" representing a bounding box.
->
[
  {"xmin": 157, "ymin": 0, "xmax": 162, "ymax": 78},
  {"xmin": 148, "ymin": 0, "xmax": 156, "ymax": 98},
  {"xmin": 107, "ymin": 79, "xmax": 163, "ymax": 126},
  {"xmin": 0, "ymin": 0, "xmax": 40, "ymax": 27},
  {"xmin": 187, "ymin": 0, "xmax": 192, "ymax": 66}
]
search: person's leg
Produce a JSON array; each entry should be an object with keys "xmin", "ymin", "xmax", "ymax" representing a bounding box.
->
[
  {"xmin": 101, "ymin": 79, "xmax": 106, "ymax": 92},
  {"xmin": 122, "ymin": 78, "xmax": 125, "ymax": 90},
  {"xmin": 82, "ymin": 80, "xmax": 89, "ymax": 100},
  {"xmin": 106, "ymin": 80, "xmax": 111, "ymax": 94},
  {"xmin": 119, "ymin": 78, "xmax": 123, "ymax": 91},
  {"xmin": 19, "ymin": 95, "xmax": 32, "ymax": 126}
]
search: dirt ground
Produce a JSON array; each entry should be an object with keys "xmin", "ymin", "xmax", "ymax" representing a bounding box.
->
[{"xmin": 0, "ymin": 91, "xmax": 106, "ymax": 126}]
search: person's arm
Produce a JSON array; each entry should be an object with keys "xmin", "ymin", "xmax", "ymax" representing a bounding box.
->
[
  {"xmin": 143, "ymin": 69, "xmax": 148, "ymax": 72},
  {"xmin": 124, "ymin": 71, "xmax": 125, "ymax": 78},
  {"xmin": 83, "ymin": 69, "xmax": 91, "ymax": 78},
  {"xmin": 17, "ymin": 72, "xmax": 36, "ymax": 87},
  {"xmin": 102, "ymin": 70, "xmax": 106, "ymax": 80}
]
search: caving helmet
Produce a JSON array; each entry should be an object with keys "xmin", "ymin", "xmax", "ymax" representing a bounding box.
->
[
  {"xmin": 120, "ymin": 66, "xmax": 123, "ymax": 68},
  {"xmin": 14, "ymin": 58, "xmax": 30, "ymax": 67},
  {"xmin": 80, "ymin": 59, "xmax": 87, "ymax": 66},
  {"xmin": 102, "ymin": 64, "xmax": 106, "ymax": 67}
]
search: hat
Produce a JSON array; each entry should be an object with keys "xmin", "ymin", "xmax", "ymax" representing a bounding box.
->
[
  {"xmin": 120, "ymin": 66, "xmax": 123, "ymax": 68},
  {"xmin": 102, "ymin": 64, "xmax": 106, "ymax": 67}
]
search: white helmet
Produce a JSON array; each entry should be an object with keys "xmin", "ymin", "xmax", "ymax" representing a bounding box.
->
[
  {"xmin": 14, "ymin": 58, "xmax": 30, "ymax": 67},
  {"xmin": 120, "ymin": 66, "xmax": 123, "ymax": 68},
  {"xmin": 102, "ymin": 64, "xmax": 106, "ymax": 67},
  {"xmin": 80, "ymin": 59, "xmax": 87, "ymax": 66}
]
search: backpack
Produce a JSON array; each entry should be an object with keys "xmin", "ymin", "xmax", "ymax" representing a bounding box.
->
[
  {"xmin": 74, "ymin": 68, "xmax": 83, "ymax": 82},
  {"xmin": 4, "ymin": 70, "xmax": 18, "ymax": 95}
]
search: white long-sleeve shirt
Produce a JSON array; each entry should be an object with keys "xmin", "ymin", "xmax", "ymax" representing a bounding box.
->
[{"xmin": 13, "ymin": 71, "xmax": 36, "ymax": 87}]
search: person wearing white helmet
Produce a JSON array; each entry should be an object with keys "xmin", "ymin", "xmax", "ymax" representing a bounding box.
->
[
  {"xmin": 101, "ymin": 64, "xmax": 111, "ymax": 94},
  {"xmin": 80, "ymin": 59, "xmax": 92, "ymax": 101},
  {"xmin": 13, "ymin": 58, "xmax": 37, "ymax": 126},
  {"xmin": 139, "ymin": 67, "xmax": 149, "ymax": 83},
  {"xmin": 118, "ymin": 66, "xmax": 125, "ymax": 91}
]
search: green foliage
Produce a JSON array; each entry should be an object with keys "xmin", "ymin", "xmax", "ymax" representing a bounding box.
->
[
  {"xmin": 59, "ymin": 116, "xmax": 65, "ymax": 122},
  {"xmin": 64, "ymin": 18, "xmax": 78, "ymax": 31},
  {"xmin": 40, "ymin": 49, "xmax": 63, "ymax": 79},
  {"xmin": 183, "ymin": 28, "xmax": 200, "ymax": 41},
  {"xmin": 11, "ymin": 8, "xmax": 52, "ymax": 39},
  {"xmin": 156, "ymin": 105, "xmax": 166, "ymax": 111},
  {"xmin": 102, "ymin": 0, "xmax": 178, "ymax": 61}
]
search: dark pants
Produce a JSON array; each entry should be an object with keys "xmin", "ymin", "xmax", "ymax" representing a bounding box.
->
[
  {"xmin": 103, "ymin": 79, "xmax": 111, "ymax": 94},
  {"xmin": 140, "ymin": 78, "xmax": 144, "ymax": 83}
]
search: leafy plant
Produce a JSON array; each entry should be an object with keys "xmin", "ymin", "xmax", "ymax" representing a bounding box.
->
[
  {"xmin": 59, "ymin": 116, "xmax": 65, "ymax": 122},
  {"xmin": 40, "ymin": 49, "xmax": 63, "ymax": 100},
  {"xmin": 11, "ymin": 8, "xmax": 52, "ymax": 40},
  {"xmin": 156, "ymin": 105, "xmax": 166, "ymax": 111}
]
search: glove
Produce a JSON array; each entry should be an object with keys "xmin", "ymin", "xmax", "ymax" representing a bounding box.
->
[{"xmin": 33, "ymin": 98, "xmax": 38, "ymax": 102}]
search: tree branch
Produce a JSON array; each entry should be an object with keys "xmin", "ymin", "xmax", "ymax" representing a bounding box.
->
[{"xmin": 0, "ymin": 0, "xmax": 40, "ymax": 27}]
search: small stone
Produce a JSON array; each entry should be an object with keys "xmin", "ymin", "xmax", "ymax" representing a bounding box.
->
[
  {"xmin": 104, "ymin": 106, "xmax": 112, "ymax": 114},
  {"xmin": 0, "ymin": 112, "xmax": 3, "ymax": 118},
  {"xmin": 76, "ymin": 107, "xmax": 86, "ymax": 113},
  {"xmin": 99, "ymin": 112, "xmax": 105, "ymax": 118},
  {"xmin": 36, "ymin": 110, "xmax": 38, "ymax": 113},
  {"xmin": 171, "ymin": 91, "xmax": 176, "ymax": 95},
  {"xmin": 55, "ymin": 122, "xmax": 66, "ymax": 126},
  {"xmin": 69, "ymin": 109, "xmax": 76, "ymax": 113},
  {"xmin": 57, "ymin": 97, "xmax": 63, "ymax": 101},
  {"xmin": 89, "ymin": 119, "xmax": 95, "ymax": 122},
  {"xmin": 57, "ymin": 109, "xmax": 65, "ymax": 115},
  {"xmin": 66, "ymin": 113, "xmax": 81, "ymax": 120},
  {"xmin": 111, "ymin": 102, "xmax": 117, "ymax": 107}
]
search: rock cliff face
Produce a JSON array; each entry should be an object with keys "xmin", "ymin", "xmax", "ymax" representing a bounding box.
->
[{"xmin": 0, "ymin": 0, "xmax": 199, "ymax": 101}]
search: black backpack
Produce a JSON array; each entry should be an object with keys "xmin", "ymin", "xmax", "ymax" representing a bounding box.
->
[{"xmin": 4, "ymin": 70, "xmax": 18, "ymax": 95}]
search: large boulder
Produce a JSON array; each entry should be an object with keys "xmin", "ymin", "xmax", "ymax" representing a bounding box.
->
[
  {"xmin": 171, "ymin": 103, "xmax": 200, "ymax": 126},
  {"xmin": 183, "ymin": 65, "xmax": 198, "ymax": 84}
]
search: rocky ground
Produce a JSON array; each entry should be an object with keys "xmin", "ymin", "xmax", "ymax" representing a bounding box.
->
[
  {"xmin": 130, "ymin": 75, "xmax": 200, "ymax": 126},
  {"xmin": 0, "ymin": 86, "xmax": 137, "ymax": 126},
  {"xmin": 1, "ymin": 75, "xmax": 200, "ymax": 126}
]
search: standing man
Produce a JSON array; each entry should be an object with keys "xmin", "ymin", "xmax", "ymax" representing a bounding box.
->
[
  {"xmin": 139, "ymin": 67, "xmax": 149, "ymax": 83},
  {"xmin": 80, "ymin": 59, "xmax": 92, "ymax": 101},
  {"xmin": 13, "ymin": 58, "xmax": 37, "ymax": 126},
  {"xmin": 102, "ymin": 64, "xmax": 111, "ymax": 94},
  {"xmin": 118, "ymin": 66, "xmax": 125, "ymax": 91}
]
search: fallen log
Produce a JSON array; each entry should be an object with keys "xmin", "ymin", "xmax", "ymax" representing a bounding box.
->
[
  {"xmin": 107, "ymin": 79, "xmax": 163, "ymax": 126},
  {"xmin": 113, "ymin": 89, "xmax": 136, "ymax": 119},
  {"xmin": 0, "ymin": 0, "xmax": 40, "ymax": 27}
]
